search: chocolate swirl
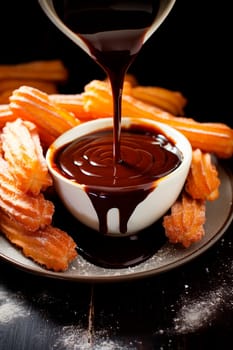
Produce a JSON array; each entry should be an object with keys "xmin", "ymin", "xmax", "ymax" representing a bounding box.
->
[
  {"xmin": 57, "ymin": 127, "xmax": 181, "ymax": 189},
  {"xmin": 55, "ymin": 125, "xmax": 181, "ymax": 234}
]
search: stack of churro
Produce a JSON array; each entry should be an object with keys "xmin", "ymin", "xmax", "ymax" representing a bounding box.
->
[
  {"xmin": 0, "ymin": 74, "xmax": 232, "ymax": 269},
  {"xmin": 162, "ymin": 148, "xmax": 221, "ymax": 248},
  {"xmin": 0, "ymin": 118, "xmax": 77, "ymax": 271},
  {"xmin": 0, "ymin": 59, "xmax": 68, "ymax": 104}
]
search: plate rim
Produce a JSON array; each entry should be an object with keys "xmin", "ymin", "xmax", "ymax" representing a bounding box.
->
[{"xmin": 0, "ymin": 163, "xmax": 233, "ymax": 283}]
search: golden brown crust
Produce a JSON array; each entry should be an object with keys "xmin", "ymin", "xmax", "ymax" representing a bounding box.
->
[
  {"xmin": 0, "ymin": 82, "xmax": 58, "ymax": 104},
  {"xmin": 81, "ymin": 79, "xmax": 233, "ymax": 158},
  {"xmin": 131, "ymin": 85, "xmax": 187, "ymax": 115},
  {"xmin": 0, "ymin": 117, "xmax": 77, "ymax": 271},
  {"xmin": 1, "ymin": 118, "xmax": 53, "ymax": 195},
  {"xmin": 0, "ymin": 60, "xmax": 68, "ymax": 82},
  {"xmin": 0, "ymin": 104, "xmax": 17, "ymax": 127},
  {"xmin": 49, "ymin": 93, "xmax": 100, "ymax": 120},
  {"xmin": 0, "ymin": 60, "xmax": 68, "ymax": 104},
  {"xmin": 185, "ymin": 149, "xmax": 220, "ymax": 201},
  {"xmin": 9, "ymin": 85, "xmax": 80, "ymax": 148},
  {"xmin": 0, "ymin": 209, "xmax": 77, "ymax": 272},
  {"xmin": 0, "ymin": 76, "xmax": 232, "ymax": 257},
  {"xmin": 162, "ymin": 192, "xmax": 206, "ymax": 248},
  {"xmin": 0, "ymin": 156, "xmax": 54, "ymax": 231}
]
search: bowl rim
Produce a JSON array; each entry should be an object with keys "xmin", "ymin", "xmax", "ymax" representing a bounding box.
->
[{"xmin": 46, "ymin": 116, "xmax": 192, "ymax": 189}]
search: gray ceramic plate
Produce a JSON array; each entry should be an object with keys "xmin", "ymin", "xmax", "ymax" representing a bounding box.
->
[{"xmin": 0, "ymin": 163, "xmax": 232, "ymax": 282}]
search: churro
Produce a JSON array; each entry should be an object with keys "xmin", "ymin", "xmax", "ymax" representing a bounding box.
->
[
  {"xmin": 0, "ymin": 60, "xmax": 69, "ymax": 104},
  {"xmin": 0, "ymin": 75, "xmax": 232, "ymax": 258},
  {"xmin": 0, "ymin": 79, "xmax": 58, "ymax": 95},
  {"xmin": 0, "ymin": 209, "xmax": 77, "ymax": 272},
  {"xmin": 0, "ymin": 60, "xmax": 68, "ymax": 82},
  {"xmin": 1, "ymin": 118, "xmax": 53, "ymax": 195},
  {"xmin": 9, "ymin": 85, "xmax": 80, "ymax": 148},
  {"xmin": 82, "ymin": 79, "xmax": 233, "ymax": 158},
  {"xmin": 131, "ymin": 85, "xmax": 187, "ymax": 115},
  {"xmin": 185, "ymin": 149, "xmax": 220, "ymax": 201},
  {"xmin": 0, "ymin": 104, "xmax": 16, "ymax": 127},
  {"xmin": 0, "ymin": 156, "xmax": 54, "ymax": 231},
  {"xmin": 163, "ymin": 192, "xmax": 206, "ymax": 248},
  {"xmin": 0, "ymin": 117, "xmax": 77, "ymax": 271},
  {"xmin": 49, "ymin": 93, "xmax": 100, "ymax": 121}
]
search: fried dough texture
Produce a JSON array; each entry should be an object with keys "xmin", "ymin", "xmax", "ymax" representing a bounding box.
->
[
  {"xmin": 0, "ymin": 104, "xmax": 16, "ymax": 127},
  {"xmin": 4, "ymin": 78, "xmax": 233, "ymax": 158},
  {"xmin": 162, "ymin": 149, "xmax": 219, "ymax": 247},
  {"xmin": 104, "ymin": 74, "xmax": 187, "ymax": 114},
  {"xmin": 0, "ymin": 60, "xmax": 68, "ymax": 82},
  {"xmin": 0, "ymin": 74, "xmax": 232, "ymax": 255},
  {"xmin": 131, "ymin": 85, "xmax": 187, "ymax": 115},
  {"xmin": 49, "ymin": 78, "xmax": 233, "ymax": 159},
  {"xmin": 0, "ymin": 81, "xmax": 58, "ymax": 104},
  {"xmin": 0, "ymin": 209, "xmax": 77, "ymax": 272},
  {"xmin": 0, "ymin": 60, "xmax": 68, "ymax": 104},
  {"xmin": 0, "ymin": 156, "xmax": 54, "ymax": 231},
  {"xmin": 1, "ymin": 118, "xmax": 53, "ymax": 195},
  {"xmin": 185, "ymin": 149, "xmax": 220, "ymax": 201},
  {"xmin": 81, "ymin": 80, "xmax": 233, "ymax": 158},
  {"xmin": 49, "ymin": 93, "xmax": 100, "ymax": 121},
  {"xmin": 9, "ymin": 85, "xmax": 80, "ymax": 148},
  {"xmin": 162, "ymin": 192, "xmax": 206, "ymax": 248},
  {"xmin": 0, "ymin": 118, "xmax": 77, "ymax": 271}
]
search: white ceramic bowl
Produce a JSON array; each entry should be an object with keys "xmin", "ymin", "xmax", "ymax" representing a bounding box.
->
[{"xmin": 46, "ymin": 117, "xmax": 192, "ymax": 236}]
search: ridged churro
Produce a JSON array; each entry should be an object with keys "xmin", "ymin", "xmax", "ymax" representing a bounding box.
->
[
  {"xmin": 163, "ymin": 192, "xmax": 206, "ymax": 248},
  {"xmin": 0, "ymin": 60, "xmax": 69, "ymax": 104},
  {"xmin": 0, "ymin": 58, "xmax": 70, "ymax": 128},
  {"xmin": 0, "ymin": 117, "xmax": 77, "ymax": 271},
  {"xmin": 9, "ymin": 85, "xmax": 80, "ymax": 148},
  {"xmin": 0, "ymin": 209, "xmax": 77, "ymax": 272},
  {"xmin": 0, "ymin": 81, "xmax": 59, "ymax": 104},
  {"xmin": 82, "ymin": 80, "xmax": 233, "ymax": 158},
  {"xmin": 0, "ymin": 156, "xmax": 54, "ymax": 231},
  {"xmin": 49, "ymin": 93, "xmax": 100, "ymax": 121},
  {"xmin": 0, "ymin": 74, "xmax": 232, "ymax": 257},
  {"xmin": 163, "ymin": 149, "xmax": 220, "ymax": 247},
  {"xmin": 185, "ymin": 149, "xmax": 220, "ymax": 201},
  {"xmin": 0, "ymin": 60, "xmax": 68, "ymax": 82},
  {"xmin": 0, "ymin": 79, "xmax": 58, "ymax": 94},
  {"xmin": 1, "ymin": 118, "xmax": 53, "ymax": 195},
  {"xmin": 0, "ymin": 104, "xmax": 16, "ymax": 127},
  {"xmin": 131, "ymin": 85, "xmax": 187, "ymax": 115}
]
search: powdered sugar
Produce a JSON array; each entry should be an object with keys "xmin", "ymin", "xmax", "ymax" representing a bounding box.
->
[
  {"xmin": 173, "ymin": 287, "xmax": 225, "ymax": 333},
  {"xmin": 52, "ymin": 326, "xmax": 132, "ymax": 350},
  {"xmin": 157, "ymin": 251, "xmax": 233, "ymax": 335},
  {"xmin": 0, "ymin": 287, "xmax": 29, "ymax": 323}
]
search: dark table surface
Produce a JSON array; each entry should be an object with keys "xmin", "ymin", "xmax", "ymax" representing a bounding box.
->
[
  {"xmin": 0, "ymin": 1, "xmax": 233, "ymax": 349},
  {"xmin": 1, "ymin": 216, "xmax": 233, "ymax": 350}
]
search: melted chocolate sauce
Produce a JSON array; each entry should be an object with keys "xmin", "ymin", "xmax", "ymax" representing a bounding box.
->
[
  {"xmin": 54, "ymin": 195, "xmax": 167, "ymax": 269},
  {"xmin": 55, "ymin": 125, "xmax": 181, "ymax": 234},
  {"xmin": 52, "ymin": 0, "xmax": 177, "ymax": 267},
  {"xmin": 54, "ymin": 0, "xmax": 161, "ymax": 162}
]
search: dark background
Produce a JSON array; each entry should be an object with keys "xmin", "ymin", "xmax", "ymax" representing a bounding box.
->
[
  {"xmin": 0, "ymin": 0, "xmax": 232, "ymax": 124},
  {"xmin": 0, "ymin": 2, "xmax": 233, "ymax": 349}
]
